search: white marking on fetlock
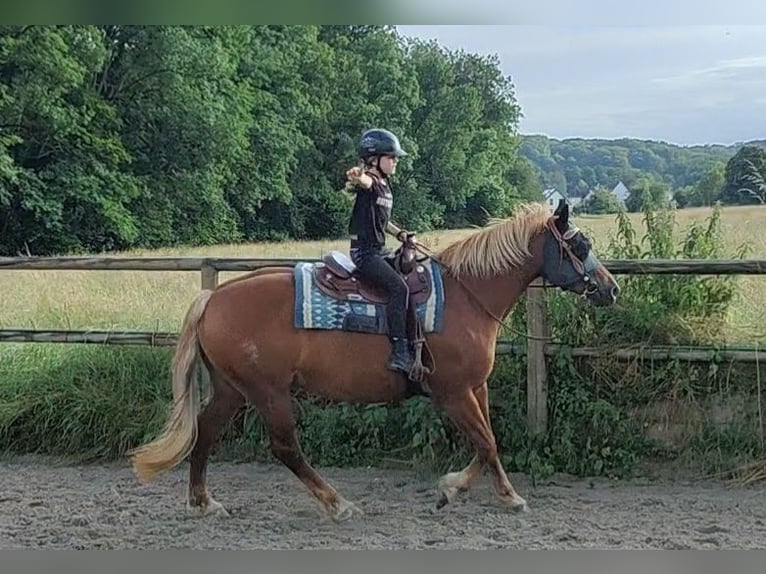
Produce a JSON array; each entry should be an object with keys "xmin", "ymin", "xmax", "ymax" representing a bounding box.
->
[
  {"xmin": 439, "ymin": 471, "xmax": 468, "ymax": 491},
  {"xmin": 438, "ymin": 471, "xmax": 468, "ymax": 505},
  {"xmin": 331, "ymin": 497, "xmax": 362, "ymax": 522},
  {"xmin": 187, "ymin": 497, "xmax": 230, "ymax": 517}
]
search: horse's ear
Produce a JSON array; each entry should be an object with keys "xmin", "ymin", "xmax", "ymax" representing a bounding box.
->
[{"xmin": 554, "ymin": 199, "xmax": 569, "ymax": 231}]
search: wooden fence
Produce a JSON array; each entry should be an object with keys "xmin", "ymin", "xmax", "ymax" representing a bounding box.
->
[{"xmin": 2, "ymin": 255, "xmax": 766, "ymax": 436}]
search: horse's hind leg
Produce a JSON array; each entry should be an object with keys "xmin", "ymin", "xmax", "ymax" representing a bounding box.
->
[
  {"xmin": 187, "ymin": 372, "xmax": 245, "ymax": 516},
  {"xmin": 253, "ymin": 382, "xmax": 362, "ymax": 523},
  {"xmin": 471, "ymin": 383, "xmax": 528, "ymax": 511}
]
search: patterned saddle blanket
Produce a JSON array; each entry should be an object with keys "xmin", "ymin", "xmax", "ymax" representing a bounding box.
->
[{"xmin": 293, "ymin": 251, "xmax": 445, "ymax": 335}]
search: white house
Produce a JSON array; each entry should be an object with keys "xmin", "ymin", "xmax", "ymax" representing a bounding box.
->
[
  {"xmin": 612, "ymin": 181, "xmax": 630, "ymax": 204},
  {"xmin": 542, "ymin": 187, "xmax": 567, "ymax": 211},
  {"xmin": 568, "ymin": 195, "xmax": 585, "ymax": 210}
]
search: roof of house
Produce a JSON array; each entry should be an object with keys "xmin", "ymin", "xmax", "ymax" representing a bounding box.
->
[{"xmin": 543, "ymin": 187, "xmax": 567, "ymax": 199}]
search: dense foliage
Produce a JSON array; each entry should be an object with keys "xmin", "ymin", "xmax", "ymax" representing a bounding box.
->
[
  {"xmin": 3, "ymin": 25, "xmax": 764, "ymax": 253},
  {"xmin": 0, "ymin": 25, "xmax": 543, "ymax": 256}
]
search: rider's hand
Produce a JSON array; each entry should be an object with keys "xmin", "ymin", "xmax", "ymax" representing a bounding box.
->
[
  {"xmin": 346, "ymin": 167, "xmax": 372, "ymax": 188},
  {"xmin": 346, "ymin": 166, "xmax": 363, "ymax": 180}
]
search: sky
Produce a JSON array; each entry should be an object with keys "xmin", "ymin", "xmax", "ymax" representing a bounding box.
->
[{"xmin": 396, "ymin": 24, "xmax": 766, "ymax": 147}]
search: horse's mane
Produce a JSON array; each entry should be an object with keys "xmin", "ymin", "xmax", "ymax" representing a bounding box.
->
[{"xmin": 435, "ymin": 202, "xmax": 551, "ymax": 279}]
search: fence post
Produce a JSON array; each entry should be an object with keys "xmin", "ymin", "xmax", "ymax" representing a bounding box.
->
[
  {"xmin": 526, "ymin": 284, "xmax": 549, "ymax": 436},
  {"xmin": 200, "ymin": 262, "xmax": 219, "ymax": 291}
]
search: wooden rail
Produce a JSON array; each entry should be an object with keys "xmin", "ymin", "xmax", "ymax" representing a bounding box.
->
[
  {"xmin": 2, "ymin": 255, "xmax": 765, "ymax": 436},
  {"xmin": 3, "ymin": 256, "xmax": 766, "ymax": 273},
  {"xmin": 2, "ymin": 328, "xmax": 762, "ymax": 361}
]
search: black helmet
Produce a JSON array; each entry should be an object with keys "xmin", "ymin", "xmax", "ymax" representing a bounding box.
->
[{"xmin": 358, "ymin": 128, "xmax": 408, "ymax": 159}]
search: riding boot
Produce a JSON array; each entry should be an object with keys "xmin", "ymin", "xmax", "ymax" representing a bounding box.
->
[{"xmin": 386, "ymin": 336, "xmax": 414, "ymax": 374}]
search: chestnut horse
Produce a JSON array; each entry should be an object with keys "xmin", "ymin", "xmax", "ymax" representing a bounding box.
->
[{"xmin": 129, "ymin": 200, "xmax": 619, "ymax": 521}]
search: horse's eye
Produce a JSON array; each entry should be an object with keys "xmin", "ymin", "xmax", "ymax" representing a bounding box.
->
[{"xmin": 570, "ymin": 238, "xmax": 590, "ymax": 260}]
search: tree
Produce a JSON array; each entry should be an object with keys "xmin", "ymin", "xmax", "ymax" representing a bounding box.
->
[
  {"xmin": 0, "ymin": 25, "xmax": 541, "ymax": 255},
  {"xmin": 721, "ymin": 145, "xmax": 766, "ymax": 205},
  {"xmin": 405, "ymin": 39, "xmax": 523, "ymax": 228},
  {"xmin": 579, "ymin": 187, "xmax": 623, "ymax": 214},
  {"xmin": 0, "ymin": 25, "xmax": 140, "ymax": 255},
  {"xmin": 720, "ymin": 145, "xmax": 766, "ymax": 205},
  {"xmin": 625, "ymin": 177, "xmax": 671, "ymax": 212},
  {"xmin": 694, "ymin": 162, "xmax": 725, "ymax": 206}
]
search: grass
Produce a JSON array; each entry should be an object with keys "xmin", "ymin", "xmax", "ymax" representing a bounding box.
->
[
  {"xmin": 0, "ymin": 204, "xmax": 764, "ymax": 344},
  {"xmin": 574, "ymin": 205, "xmax": 766, "ymax": 345}
]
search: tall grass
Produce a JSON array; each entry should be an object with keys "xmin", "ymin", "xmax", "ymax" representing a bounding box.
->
[{"xmin": 0, "ymin": 345, "xmax": 174, "ymax": 460}]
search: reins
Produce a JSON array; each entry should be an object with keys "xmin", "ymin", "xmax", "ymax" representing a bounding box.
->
[{"xmin": 405, "ymin": 236, "xmax": 554, "ymax": 343}]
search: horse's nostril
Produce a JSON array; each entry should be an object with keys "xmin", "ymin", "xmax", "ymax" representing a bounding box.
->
[{"xmin": 611, "ymin": 284, "xmax": 620, "ymax": 297}]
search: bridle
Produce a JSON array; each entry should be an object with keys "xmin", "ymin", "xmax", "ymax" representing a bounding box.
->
[
  {"xmin": 543, "ymin": 217, "xmax": 600, "ymax": 298},
  {"xmin": 408, "ymin": 216, "xmax": 592, "ymax": 342}
]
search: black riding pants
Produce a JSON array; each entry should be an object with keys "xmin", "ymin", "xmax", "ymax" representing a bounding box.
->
[{"xmin": 350, "ymin": 246, "xmax": 409, "ymax": 339}]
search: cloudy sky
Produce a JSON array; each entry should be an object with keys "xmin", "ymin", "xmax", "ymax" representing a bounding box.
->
[{"xmin": 396, "ymin": 25, "xmax": 766, "ymax": 147}]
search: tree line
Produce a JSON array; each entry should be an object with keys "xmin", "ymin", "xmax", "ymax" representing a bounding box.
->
[
  {"xmin": 521, "ymin": 134, "xmax": 766, "ymax": 212},
  {"xmin": 0, "ymin": 25, "xmax": 543, "ymax": 256}
]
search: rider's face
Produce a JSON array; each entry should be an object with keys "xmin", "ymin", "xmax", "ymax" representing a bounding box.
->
[{"xmin": 379, "ymin": 155, "xmax": 398, "ymax": 176}]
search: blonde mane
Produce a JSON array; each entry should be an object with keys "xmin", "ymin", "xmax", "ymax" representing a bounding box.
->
[{"xmin": 436, "ymin": 202, "xmax": 552, "ymax": 278}]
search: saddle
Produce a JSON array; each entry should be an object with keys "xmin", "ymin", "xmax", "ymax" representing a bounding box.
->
[
  {"xmin": 311, "ymin": 239, "xmax": 434, "ymax": 395},
  {"xmin": 312, "ymin": 246, "xmax": 432, "ymax": 305}
]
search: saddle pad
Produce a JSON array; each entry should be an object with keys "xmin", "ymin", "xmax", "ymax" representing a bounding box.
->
[{"xmin": 293, "ymin": 258, "xmax": 445, "ymax": 334}]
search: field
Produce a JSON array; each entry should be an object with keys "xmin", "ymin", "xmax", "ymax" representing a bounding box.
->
[
  {"xmin": 575, "ymin": 205, "xmax": 766, "ymax": 345},
  {"xmin": 1, "ymin": 204, "xmax": 765, "ymax": 343}
]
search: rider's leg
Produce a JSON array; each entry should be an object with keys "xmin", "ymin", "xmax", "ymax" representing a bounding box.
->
[{"xmin": 350, "ymin": 249, "xmax": 413, "ymax": 373}]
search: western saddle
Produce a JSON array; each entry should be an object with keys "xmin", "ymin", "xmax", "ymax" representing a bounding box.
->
[
  {"xmin": 311, "ymin": 238, "xmax": 434, "ymax": 393},
  {"xmin": 312, "ymin": 249, "xmax": 432, "ymax": 306}
]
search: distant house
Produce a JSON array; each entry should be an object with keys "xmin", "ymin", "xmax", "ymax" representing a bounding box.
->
[
  {"xmin": 568, "ymin": 195, "xmax": 585, "ymax": 210},
  {"xmin": 542, "ymin": 187, "xmax": 567, "ymax": 211},
  {"xmin": 612, "ymin": 181, "xmax": 630, "ymax": 204},
  {"xmin": 571, "ymin": 182, "xmax": 631, "ymax": 214}
]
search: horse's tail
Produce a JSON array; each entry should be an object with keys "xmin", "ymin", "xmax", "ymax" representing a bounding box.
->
[{"xmin": 129, "ymin": 289, "xmax": 214, "ymax": 483}]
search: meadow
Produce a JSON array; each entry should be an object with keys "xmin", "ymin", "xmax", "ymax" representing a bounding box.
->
[{"xmin": 1, "ymin": 204, "xmax": 764, "ymax": 345}]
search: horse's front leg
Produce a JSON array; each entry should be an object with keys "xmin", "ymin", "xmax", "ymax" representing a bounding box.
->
[
  {"xmin": 437, "ymin": 382, "xmax": 528, "ymax": 512},
  {"xmin": 436, "ymin": 383, "xmax": 488, "ymax": 507}
]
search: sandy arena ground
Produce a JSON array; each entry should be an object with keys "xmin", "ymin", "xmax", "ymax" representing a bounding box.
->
[{"xmin": 0, "ymin": 455, "xmax": 764, "ymax": 549}]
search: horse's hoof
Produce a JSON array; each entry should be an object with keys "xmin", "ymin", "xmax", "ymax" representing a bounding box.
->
[
  {"xmin": 207, "ymin": 498, "xmax": 231, "ymax": 517},
  {"xmin": 436, "ymin": 492, "xmax": 450, "ymax": 509},
  {"xmin": 505, "ymin": 493, "xmax": 529, "ymax": 513},
  {"xmin": 187, "ymin": 497, "xmax": 230, "ymax": 517},
  {"xmin": 331, "ymin": 497, "xmax": 363, "ymax": 522}
]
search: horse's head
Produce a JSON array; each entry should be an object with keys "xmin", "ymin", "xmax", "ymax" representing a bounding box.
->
[{"xmin": 539, "ymin": 200, "xmax": 620, "ymax": 306}]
